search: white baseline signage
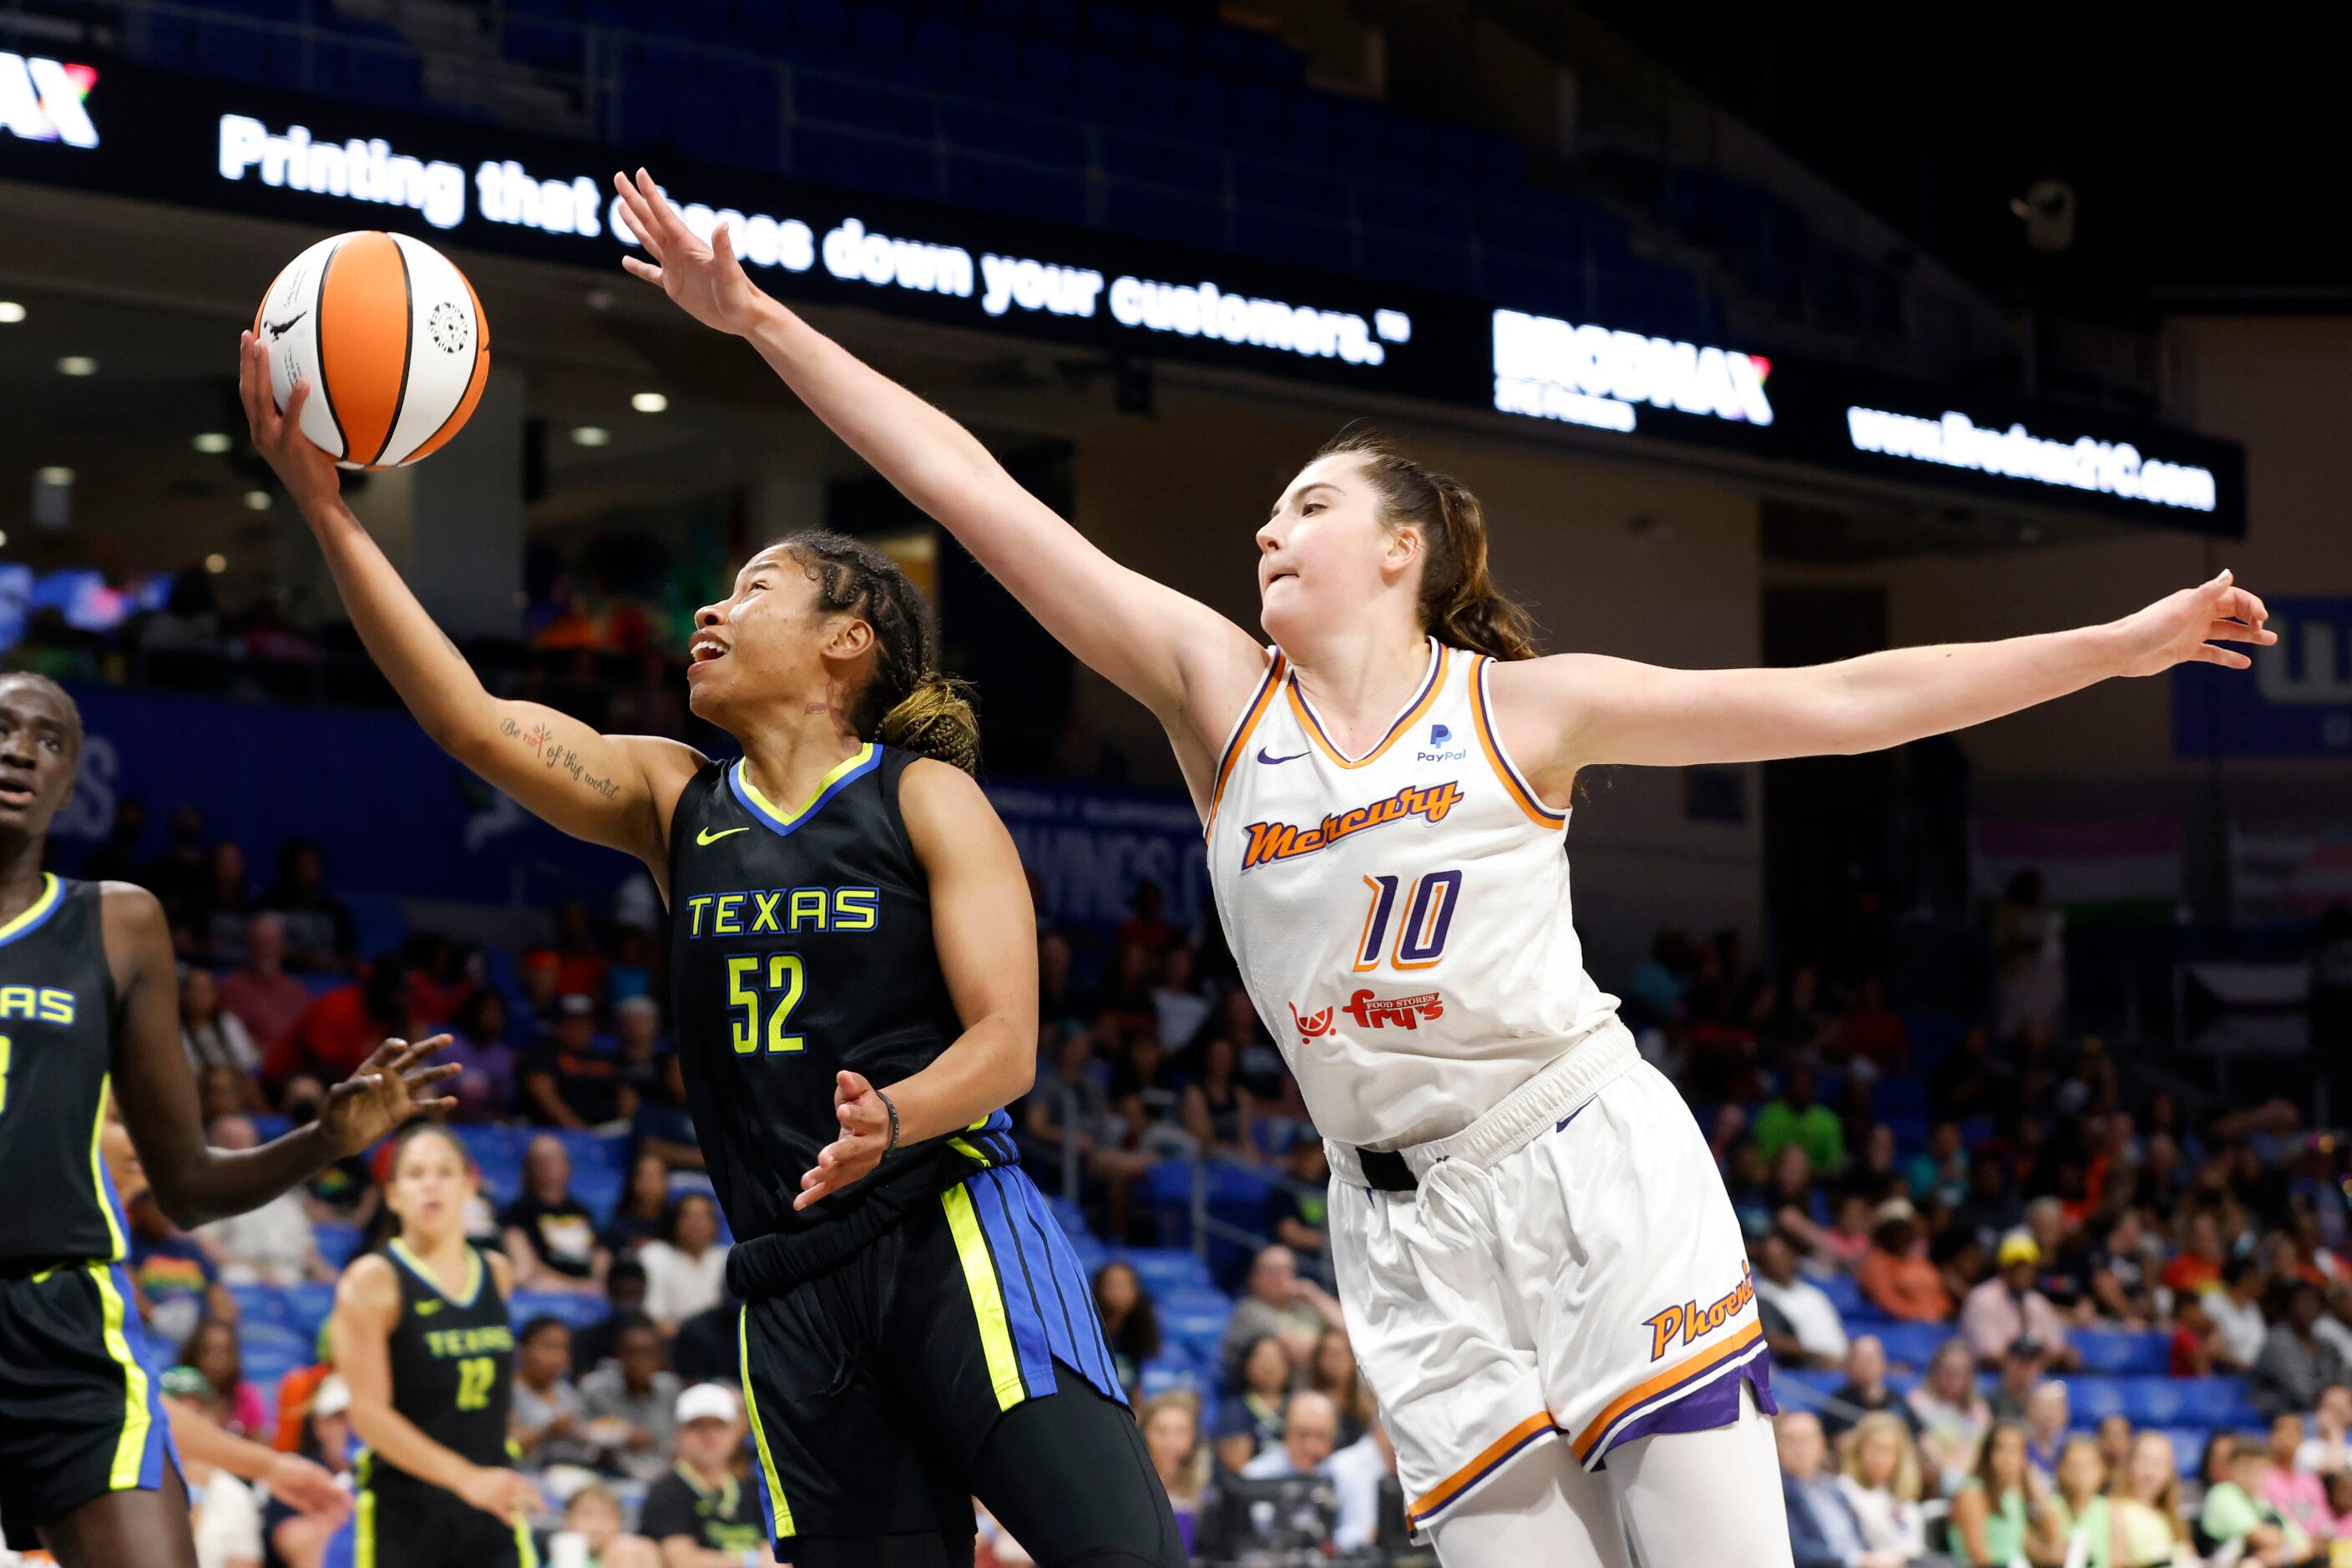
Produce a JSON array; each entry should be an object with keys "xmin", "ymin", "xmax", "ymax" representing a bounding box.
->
[
  {"xmin": 1490, "ymin": 307, "xmax": 1774, "ymax": 432},
  {"xmin": 210, "ymin": 113, "xmax": 1410, "ymax": 370},
  {"xmin": 1844, "ymin": 406, "xmax": 2218, "ymax": 513}
]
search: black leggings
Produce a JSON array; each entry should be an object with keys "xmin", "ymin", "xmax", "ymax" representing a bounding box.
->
[{"xmin": 789, "ymin": 1359, "xmax": 1186, "ymax": 1568}]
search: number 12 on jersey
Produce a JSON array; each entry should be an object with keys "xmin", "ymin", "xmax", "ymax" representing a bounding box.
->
[
  {"xmin": 1354, "ymin": 870, "xmax": 1462, "ymax": 972},
  {"xmin": 728, "ymin": 954, "xmax": 807, "ymax": 1055}
]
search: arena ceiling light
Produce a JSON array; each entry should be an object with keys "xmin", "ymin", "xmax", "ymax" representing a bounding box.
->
[
  {"xmin": 192, "ymin": 432, "xmax": 233, "ymax": 454},
  {"xmin": 630, "ymin": 392, "xmax": 668, "ymax": 413},
  {"xmin": 569, "ymin": 425, "xmax": 611, "ymax": 447},
  {"xmin": 56, "ymin": 355, "xmax": 96, "ymax": 376},
  {"xmin": 0, "ymin": 301, "xmax": 24, "ymax": 324}
]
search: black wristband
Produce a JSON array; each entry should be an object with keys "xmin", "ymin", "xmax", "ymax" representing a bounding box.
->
[{"xmin": 875, "ymin": 1086, "xmax": 900, "ymax": 1158}]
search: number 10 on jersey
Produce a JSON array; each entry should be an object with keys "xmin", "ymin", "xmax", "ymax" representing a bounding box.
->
[
  {"xmin": 727, "ymin": 954, "xmax": 807, "ymax": 1054},
  {"xmin": 1354, "ymin": 870, "xmax": 1462, "ymax": 972}
]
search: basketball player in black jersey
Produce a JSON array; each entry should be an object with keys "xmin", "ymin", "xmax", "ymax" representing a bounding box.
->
[
  {"xmin": 0, "ymin": 670, "xmax": 460, "ymax": 1568},
  {"xmin": 332, "ymin": 1122, "xmax": 543, "ymax": 1568},
  {"xmin": 245, "ymin": 335, "xmax": 1184, "ymax": 1568}
]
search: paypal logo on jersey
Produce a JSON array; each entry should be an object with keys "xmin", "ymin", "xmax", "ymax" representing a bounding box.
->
[{"xmin": 1417, "ymin": 721, "xmax": 1465, "ymax": 763}]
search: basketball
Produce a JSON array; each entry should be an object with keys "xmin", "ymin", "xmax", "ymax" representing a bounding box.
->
[{"xmin": 252, "ymin": 230, "xmax": 489, "ymax": 469}]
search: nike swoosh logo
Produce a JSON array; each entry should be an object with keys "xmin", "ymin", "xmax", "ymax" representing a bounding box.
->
[
  {"xmin": 414, "ymin": 1300, "xmax": 443, "ymax": 1316},
  {"xmin": 696, "ymin": 826, "xmax": 750, "ymax": 845},
  {"xmin": 263, "ymin": 311, "xmax": 306, "ymax": 341},
  {"xmin": 1257, "ymin": 748, "xmax": 1309, "ymax": 765}
]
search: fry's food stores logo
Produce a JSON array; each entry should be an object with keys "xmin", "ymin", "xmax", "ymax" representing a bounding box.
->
[
  {"xmin": 0, "ymin": 54, "xmax": 99, "ymax": 149},
  {"xmin": 1288, "ymin": 989, "xmax": 1444, "ymax": 1044}
]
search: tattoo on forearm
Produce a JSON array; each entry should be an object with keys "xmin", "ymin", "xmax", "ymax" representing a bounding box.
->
[{"xmin": 497, "ymin": 716, "xmax": 620, "ymax": 799}]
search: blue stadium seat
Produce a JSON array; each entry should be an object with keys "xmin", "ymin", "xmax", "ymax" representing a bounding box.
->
[
  {"xmin": 1064, "ymin": 1229, "xmax": 1107, "ymax": 1277},
  {"xmin": 2117, "ymin": 1377, "xmax": 2184, "ymax": 1425},
  {"xmin": 510, "ymin": 1292, "xmax": 613, "ymax": 1332},
  {"xmin": 2173, "ymin": 1377, "xmax": 2257, "ymax": 1427},
  {"xmin": 230, "ymin": 1282, "xmax": 291, "ymax": 1326},
  {"xmin": 1044, "ymin": 1194, "xmax": 1090, "ymax": 1241},
  {"xmin": 2074, "ymin": 1328, "xmax": 2169, "ymax": 1376},
  {"xmin": 341, "ymin": 894, "xmax": 411, "ymax": 964},
  {"xmin": 286, "ymin": 1282, "xmax": 338, "ymax": 1338},
  {"xmin": 1871, "ymin": 1322, "xmax": 1949, "ymax": 1372},
  {"xmin": 1157, "ymin": 1287, "xmax": 1232, "ymax": 1358},
  {"xmin": 2068, "ymin": 1378, "xmax": 2127, "ymax": 1423},
  {"xmin": 1138, "ymin": 1353, "xmax": 1207, "ymax": 1396},
  {"xmin": 2160, "ymin": 1429, "xmax": 2209, "ymax": 1476},
  {"xmin": 1116, "ymin": 1247, "xmax": 1212, "ymax": 1298},
  {"xmin": 313, "ymin": 1221, "xmax": 362, "ymax": 1269},
  {"xmin": 1818, "ymin": 1272, "xmax": 1864, "ymax": 1316}
]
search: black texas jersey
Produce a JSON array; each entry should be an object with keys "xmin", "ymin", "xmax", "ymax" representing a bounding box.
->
[
  {"xmin": 373, "ymin": 1240, "xmax": 514, "ymax": 1480},
  {"xmin": 0, "ymin": 877, "xmax": 126, "ymax": 1267},
  {"xmin": 665, "ymin": 745, "xmax": 1014, "ymax": 1248}
]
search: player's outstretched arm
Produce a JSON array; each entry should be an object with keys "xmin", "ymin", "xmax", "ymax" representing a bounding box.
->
[
  {"xmin": 333, "ymin": 1255, "xmax": 541, "ymax": 1520},
  {"xmin": 240, "ymin": 332, "xmax": 704, "ymax": 873},
  {"xmin": 791, "ymin": 760, "xmax": 1038, "ymax": 1211},
  {"xmin": 105, "ymin": 885, "xmax": 458, "ymax": 1228},
  {"xmin": 1493, "ymin": 571, "xmax": 2273, "ymax": 787},
  {"xmin": 163, "ymin": 1395, "xmax": 349, "ymax": 1519},
  {"xmin": 609, "ymin": 170, "xmax": 1267, "ymax": 780}
]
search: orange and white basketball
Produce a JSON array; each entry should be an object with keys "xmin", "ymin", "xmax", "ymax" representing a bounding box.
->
[{"xmin": 254, "ymin": 230, "xmax": 489, "ymax": 469}]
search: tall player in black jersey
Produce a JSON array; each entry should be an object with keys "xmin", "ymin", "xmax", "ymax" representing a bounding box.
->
[
  {"xmin": 244, "ymin": 334, "xmax": 1184, "ymax": 1568},
  {"xmin": 0, "ymin": 671, "xmax": 459, "ymax": 1568},
  {"xmin": 332, "ymin": 1122, "xmax": 541, "ymax": 1568}
]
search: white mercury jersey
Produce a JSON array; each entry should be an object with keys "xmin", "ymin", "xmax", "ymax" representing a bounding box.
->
[{"xmin": 1205, "ymin": 638, "xmax": 1621, "ymax": 1150}]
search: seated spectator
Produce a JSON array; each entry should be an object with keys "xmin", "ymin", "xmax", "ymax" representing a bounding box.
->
[
  {"xmin": 263, "ymin": 838, "xmax": 357, "ymax": 973},
  {"xmin": 568, "ymin": 1258, "xmax": 650, "ymax": 1378},
  {"xmin": 265, "ymin": 1374, "xmax": 355, "ymax": 1568},
  {"xmin": 2202, "ymin": 1434, "xmax": 2316, "ymax": 1566},
  {"xmin": 1181, "ymin": 1034, "xmax": 1263, "ymax": 1163},
  {"xmin": 2254, "ymin": 1282, "xmax": 2349, "ymax": 1420},
  {"xmin": 1782, "ymin": 1191, "xmax": 1875, "ymax": 1277},
  {"xmin": 1837, "ymin": 975, "xmax": 1909, "ymax": 1075},
  {"xmin": 670, "ymin": 1293, "xmax": 741, "ymax": 1384},
  {"xmin": 500, "ymin": 1133, "xmax": 610, "ymax": 1295},
  {"xmin": 1907, "ymin": 1120, "xmax": 1970, "ymax": 1212},
  {"xmin": 1946, "ymin": 1422, "xmax": 2046, "ymax": 1568},
  {"xmin": 191, "ymin": 842, "xmax": 255, "ymax": 967},
  {"xmin": 196, "ymin": 1115, "xmax": 331, "ymax": 1284},
  {"xmin": 197, "ymin": 1064, "xmax": 252, "ymax": 1126},
  {"xmin": 1778, "ymin": 1410, "xmax": 1899, "ymax": 1568},
  {"xmin": 2298, "ymin": 1384, "xmax": 2352, "ymax": 1476},
  {"xmin": 1305, "ymin": 1326, "xmax": 1377, "ymax": 1451},
  {"xmin": 2023, "ymin": 1196, "xmax": 2094, "ymax": 1316},
  {"xmin": 217, "ymin": 911, "xmax": 312, "ymax": 1061},
  {"xmin": 1150, "ymin": 943, "xmax": 1211, "ymax": 1051},
  {"xmin": 606, "ymin": 1154, "xmax": 674, "ymax": 1255},
  {"xmin": 1753, "ymin": 1231, "xmax": 1849, "ymax": 1368},
  {"xmin": 2208, "ymin": 1257, "xmax": 2272, "ymax": 1371},
  {"xmin": 1109, "ymin": 1029, "xmax": 1192, "ymax": 1157},
  {"xmin": 2021, "ymin": 1379, "xmax": 2069, "ymax": 1478},
  {"xmin": 1262, "ymin": 1131, "xmax": 1330, "ymax": 1258},
  {"xmin": 2088, "ymin": 1207, "xmax": 2160, "ymax": 1327},
  {"xmin": 579, "ymin": 1315, "xmax": 680, "ymax": 1482},
  {"xmin": 1835, "ymin": 1412, "xmax": 1930, "ymax": 1564},
  {"xmin": 159, "ymin": 1363, "xmax": 266, "ymax": 1568},
  {"xmin": 129, "ymin": 1188, "xmax": 235, "ymax": 1348},
  {"xmin": 615, "ymin": 996, "xmax": 702, "ymax": 1171},
  {"xmin": 1219, "ymin": 1245, "xmax": 1343, "ymax": 1381},
  {"xmin": 262, "ymin": 964, "xmax": 407, "ymax": 1098},
  {"xmin": 523, "ymin": 994, "xmax": 627, "ymax": 1128},
  {"xmin": 2171, "ymin": 1292, "xmax": 2230, "ymax": 1377},
  {"xmin": 1907, "ymin": 1341, "xmax": 1992, "ymax": 1491},
  {"xmin": 548, "ymin": 899, "xmax": 611, "ymax": 999},
  {"xmin": 1987, "ymin": 1336, "xmax": 2043, "ymax": 1423},
  {"xmin": 80, "ymin": 796, "xmax": 147, "ymax": 884},
  {"xmin": 559, "ymin": 1483, "xmax": 660, "ymax": 1568},
  {"xmin": 179, "ymin": 1316, "xmax": 268, "ymax": 1441},
  {"xmin": 511, "ymin": 1314, "xmax": 594, "ymax": 1469},
  {"xmin": 144, "ymin": 807, "xmax": 211, "ymax": 938},
  {"xmin": 180, "ymin": 966, "xmax": 261, "ymax": 1087},
  {"xmin": 638, "ymin": 1191, "xmax": 729, "ymax": 1334},
  {"xmin": 1141, "ymin": 1392, "xmax": 1212, "ymax": 1557},
  {"xmin": 1023, "ymin": 1026, "xmax": 1154, "ymax": 1238},
  {"xmin": 1755, "ymin": 1065, "xmax": 1844, "ymax": 1177},
  {"xmin": 1962, "ymin": 1232, "xmax": 2077, "ymax": 1369},
  {"xmin": 2043, "ymin": 1434, "xmax": 2109, "ymax": 1568},
  {"xmin": 2162, "ymin": 1210, "xmax": 2230, "ymax": 1297},
  {"xmin": 1092, "ymin": 1260, "xmax": 1161, "ymax": 1393},
  {"xmin": 1214, "ymin": 1335, "xmax": 1295, "ymax": 1474},
  {"xmin": 2109, "ymin": 1430, "xmax": 2192, "ymax": 1568},
  {"xmin": 438, "ymin": 988, "xmax": 519, "ymax": 1121},
  {"xmin": 639, "ymin": 1383, "xmax": 778, "ymax": 1565},
  {"xmin": 1857, "ymin": 1201, "xmax": 1952, "ymax": 1323},
  {"xmin": 1241, "ymin": 1390, "xmax": 1339, "ymax": 1482},
  {"xmin": 1820, "ymin": 1336, "xmax": 1919, "ymax": 1445},
  {"xmin": 2263, "ymin": 1413, "xmax": 2334, "ymax": 1546}
]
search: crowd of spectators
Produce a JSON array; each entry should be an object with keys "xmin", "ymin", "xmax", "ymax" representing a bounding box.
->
[{"xmin": 29, "ymin": 788, "xmax": 2352, "ymax": 1567}]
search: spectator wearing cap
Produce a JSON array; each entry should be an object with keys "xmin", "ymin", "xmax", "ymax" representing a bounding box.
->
[
  {"xmin": 579, "ymin": 1314, "xmax": 680, "ymax": 1482},
  {"xmin": 161, "ymin": 1363, "xmax": 267, "ymax": 1568},
  {"xmin": 523, "ymin": 993, "xmax": 628, "ymax": 1129},
  {"xmin": 500, "ymin": 1133, "xmax": 610, "ymax": 1295},
  {"xmin": 1962, "ymin": 1232, "xmax": 2077, "ymax": 1370},
  {"xmin": 2253, "ymin": 1282, "xmax": 2349, "ymax": 1421},
  {"xmin": 1986, "ymin": 1337, "xmax": 2046, "ymax": 1424},
  {"xmin": 1753, "ymin": 1231, "xmax": 1849, "ymax": 1369},
  {"xmin": 639, "ymin": 1382, "xmax": 780, "ymax": 1566},
  {"xmin": 1857, "ymin": 1200, "xmax": 1951, "ymax": 1323}
]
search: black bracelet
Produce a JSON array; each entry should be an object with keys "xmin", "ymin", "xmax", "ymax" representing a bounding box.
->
[{"xmin": 875, "ymin": 1087, "xmax": 900, "ymax": 1157}]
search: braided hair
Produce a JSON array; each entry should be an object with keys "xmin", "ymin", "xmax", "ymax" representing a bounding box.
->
[{"xmin": 776, "ymin": 530, "xmax": 981, "ymax": 774}]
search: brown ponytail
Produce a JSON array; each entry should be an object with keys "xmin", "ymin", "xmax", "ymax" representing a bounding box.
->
[
  {"xmin": 1314, "ymin": 424, "xmax": 1540, "ymax": 661},
  {"xmin": 776, "ymin": 529, "xmax": 984, "ymax": 774}
]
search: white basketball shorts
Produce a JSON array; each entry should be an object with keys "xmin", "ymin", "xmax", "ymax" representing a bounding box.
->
[{"xmin": 1327, "ymin": 1027, "xmax": 1776, "ymax": 1535}]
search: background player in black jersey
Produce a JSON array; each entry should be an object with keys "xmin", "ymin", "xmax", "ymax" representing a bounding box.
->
[
  {"xmin": 0, "ymin": 670, "xmax": 461, "ymax": 1568},
  {"xmin": 245, "ymin": 334, "xmax": 1184, "ymax": 1568},
  {"xmin": 332, "ymin": 1123, "xmax": 543, "ymax": 1568}
]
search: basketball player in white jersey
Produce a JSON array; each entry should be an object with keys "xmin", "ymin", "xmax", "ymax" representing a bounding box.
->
[{"xmin": 609, "ymin": 169, "xmax": 2273, "ymax": 1565}]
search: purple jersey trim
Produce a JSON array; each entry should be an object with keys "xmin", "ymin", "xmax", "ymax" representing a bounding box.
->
[{"xmin": 1586, "ymin": 1345, "xmax": 1777, "ymax": 1469}]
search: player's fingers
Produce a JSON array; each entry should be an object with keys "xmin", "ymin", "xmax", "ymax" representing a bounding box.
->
[
  {"xmin": 391, "ymin": 1033, "xmax": 453, "ymax": 1070},
  {"xmin": 615, "ymin": 198, "xmax": 659, "ymax": 257},
  {"xmin": 620, "ymin": 256, "xmax": 665, "ymax": 287},
  {"xmin": 403, "ymin": 1062, "xmax": 463, "ymax": 1089},
  {"xmin": 635, "ymin": 167, "xmax": 685, "ymax": 239},
  {"xmin": 712, "ymin": 217, "xmax": 741, "ymax": 271},
  {"xmin": 2208, "ymin": 618, "xmax": 2272, "ymax": 644},
  {"xmin": 612, "ymin": 170, "xmax": 661, "ymax": 244},
  {"xmin": 412, "ymin": 1095, "xmax": 460, "ymax": 1117},
  {"xmin": 2195, "ymin": 642, "xmax": 2251, "ymax": 670},
  {"xmin": 281, "ymin": 375, "xmax": 313, "ymax": 438},
  {"xmin": 239, "ymin": 336, "xmax": 271, "ymax": 433}
]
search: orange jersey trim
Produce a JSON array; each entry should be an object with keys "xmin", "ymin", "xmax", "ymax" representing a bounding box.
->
[
  {"xmin": 1405, "ymin": 1411, "xmax": 1555, "ymax": 1529},
  {"xmin": 1288, "ymin": 642, "xmax": 1449, "ymax": 770},
  {"xmin": 1570, "ymin": 1320, "xmax": 1763, "ymax": 1463},
  {"xmin": 1471, "ymin": 656, "xmax": 1567, "ymax": 829},
  {"xmin": 1203, "ymin": 651, "xmax": 1287, "ymax": 838}
]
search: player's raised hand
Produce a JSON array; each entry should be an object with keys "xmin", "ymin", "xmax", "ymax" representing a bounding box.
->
[
  {"xmin": 612, "ymin": 167, "xmax": 770, "ymax": 336},
  {"xmin": 317, "ymin": 1035, "xmax": 460, "ymax": 1157},
  {"xmin": 795, "ymin": 1070, "xmax": 893, "ymax": 1210},
  {"xmin": 2110, "ymin": 569, "xmax": 2274, "ymax": 676},
  {"xmin": 238, "ymin": 330, "xmax": 341, "ymax": 515},
  {"xmin": 263, "ymin": 1451, "xmax": 351, "ymax": 1519}
]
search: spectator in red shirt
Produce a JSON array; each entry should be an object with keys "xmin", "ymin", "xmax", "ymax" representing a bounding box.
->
[
  {"xmin": 550, "ymin": 900, "xmax": 610, "ymax": 1001},
  {"xmin": 262, "ymin": 965, "xmax": 407, "ymax": 1097},
  {"xmin": 1836, "ymin": 975, "xmax": 1909, "ymax": 1074},
  {"xmin": 2162, "ymin": 1211, "xmax": 2229, "ymax": 1297},
  {"xmin": 219, "ymin": 912, "xmax": 313, "ymax": 1055}
]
